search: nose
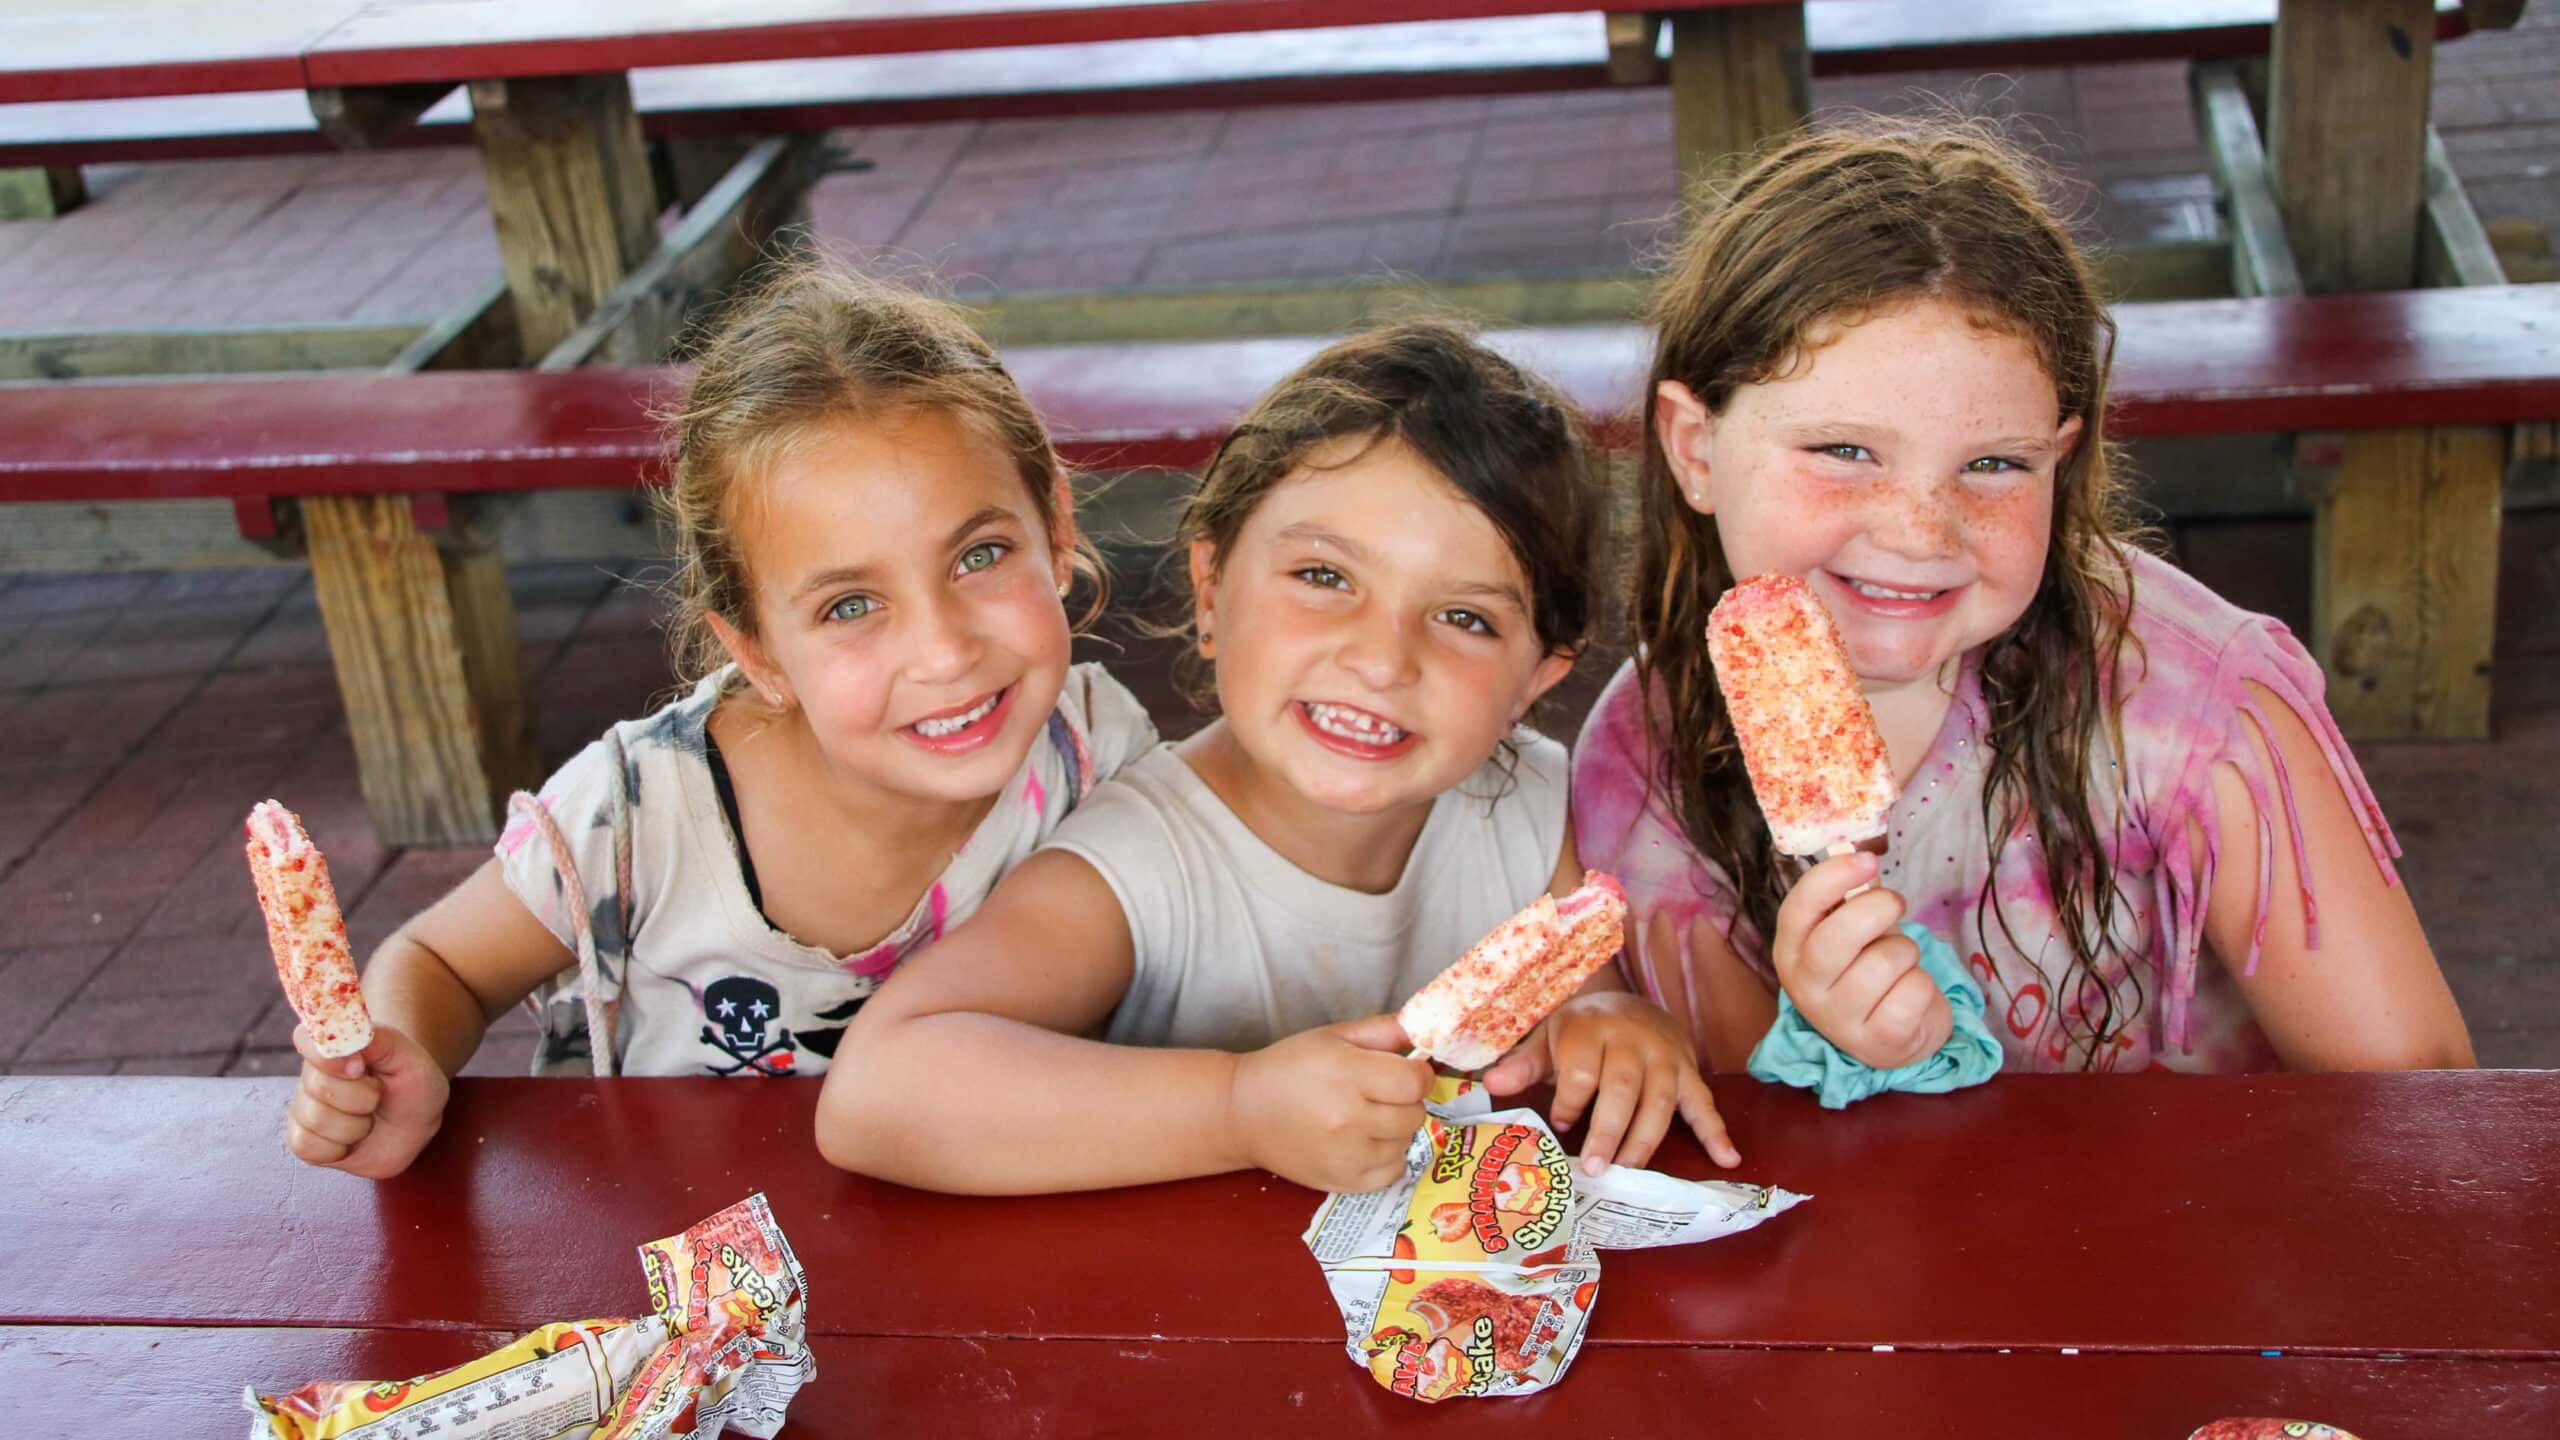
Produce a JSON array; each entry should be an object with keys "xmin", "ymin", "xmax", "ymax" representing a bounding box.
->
[
  {"xmin": 1337, "ymin": 605, "xmax": 1422, "ymax": 692},
  {"xmin": 903, "ymin": 587, "xmax": 983, "ymax": 686},
  {"xmin": 1865, "ymin": 471, "xmax": 1963, "ymax": 561}
]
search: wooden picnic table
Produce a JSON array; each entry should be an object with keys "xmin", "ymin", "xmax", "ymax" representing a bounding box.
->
[{"xmin": 3, "ymin": 1070, "xmax": 2554, "ymax": 1433}]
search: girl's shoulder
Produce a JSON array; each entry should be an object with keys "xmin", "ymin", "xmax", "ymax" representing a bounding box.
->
[
  {"xmin": 1051, "ymin": 661, "xmax": 1162, "ymax": 789},
  {"xmin": 2112, "ymin": 548, "xmax": 2318, "ymax": 705}
]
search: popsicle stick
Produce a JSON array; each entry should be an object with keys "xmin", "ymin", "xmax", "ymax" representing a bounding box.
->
[{"xmin": 1829, "ymin": 840, "xmax": 1877, "ymax": 900}]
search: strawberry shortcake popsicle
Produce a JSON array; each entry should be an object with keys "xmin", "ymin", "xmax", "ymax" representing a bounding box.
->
[
  {"xmin": 1705, "ymin": 574, "xmax": 1899, "ymax": 857},
  {"xmin": 1399, "ymin": 872, "xmax": 1628, "ymax": 1070},
  {"xmin": 245, "ymin": 799, "xmax": 372, "ymax": 1059}
]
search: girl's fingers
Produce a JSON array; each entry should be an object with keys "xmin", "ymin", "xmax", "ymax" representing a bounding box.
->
[
  {"xmin": 1571, "ymin": 1045, "xmax": 1647, "ymax": 1177},
  {"xmin": 300, "ymin": 1064, "xmax": 383, "ymax": 1119},
  {"xmin": 290, "ymin": 1022, "xmax": 366, "ymax": 1080},
  {"xmin": 1678, "ymin": 1069, "xmax": 1742, "ymax": 1167},
  {"xmin": 1827, "ymin": 933, "xmax": 1922, "ymax": 1034},
  {"xmin": 1597, "ymin": 1058, "xmax": 1683, "ymax": 1173},
  {"xmin": 288, "ymin": 1087, "xmax": 373, "ymax": 1148},
  {"xmin": 1545, "ymin": 1022, "xmax": 1606, "ymax": 1131},
  {"xmin": 1867, "ymin": 965, "xmax": 1952, "ymax": 1064},
  {"xmin": 1772, "ymin": 851, "xmax": 1882, "ymax": 974},
  {"xmin": 284, "ymin": 1120, "xmax": 352, "ymax": 1167}
]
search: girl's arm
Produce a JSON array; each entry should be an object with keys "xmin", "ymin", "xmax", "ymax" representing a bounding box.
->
[
  {"xmin": 2200, "ymin": 683, "xmax": 2474, "ymax": 1070},
  {"xmin": 1644, "ymin": 911, "xmax": 1784, "ymax": 1075},
  {"xmin": 816, "ymin": 849, "xmax": 1431, "ymax": 1195},
  {"xmin": 286, "ymin": 859, "xmax": 576, "ymax": 1177}
]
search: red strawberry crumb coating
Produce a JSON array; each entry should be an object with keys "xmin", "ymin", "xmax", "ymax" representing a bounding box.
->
[
  {"xmin": 1706, "ymin": 574, "xmax": 1899, "ymax": 855},
  {"xmin": 245, "ymin": 799, "xmax": 372, "ymax": 1059},
  {"xmin": 1399, "ymin": 871, "xmax": 1628, "ymax": 1070}
]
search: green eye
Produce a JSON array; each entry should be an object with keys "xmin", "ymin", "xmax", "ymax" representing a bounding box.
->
[
  {"xmin": 1966, "ymin": 456, "xmax": 2025, "ymax": 474},
  {"xmin": 826, "ymin": 595, "xmax": 874, "ymax": 622},
  {"xmin": 959, "ymin": 541, "xmax": 1005, "ymax": 574}
]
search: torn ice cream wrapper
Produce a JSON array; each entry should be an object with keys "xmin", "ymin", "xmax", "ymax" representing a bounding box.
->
[
  {"xmin": 1303, "ymin": 1077, "xmax": 1806, "ymax": 1402},
  {"xmin": 245, "ymin": 1194, "xmax": 811, "ymax": 1440}
]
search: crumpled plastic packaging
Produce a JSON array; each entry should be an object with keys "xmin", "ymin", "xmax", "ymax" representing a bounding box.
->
[
  {"xmin": 1304, "ymin": 1078, "xmax": 1807, "ymax": 1401},
  {"xmin": 245, "ymin": 1193, "xmax": 812, "ymax": 1439}
]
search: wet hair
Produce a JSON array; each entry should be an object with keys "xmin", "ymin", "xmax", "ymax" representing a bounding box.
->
[
  {"xmin": 1165, "ymin": 318, "xmax": 1599, "ymax": 713},
  {"xmin": 657, "ymin": 256, "xmax": 1105, "ymax": 687},
  {"xmin": 1631, "ymin": 119, "xmax": 2153, "ymax": 1066}
]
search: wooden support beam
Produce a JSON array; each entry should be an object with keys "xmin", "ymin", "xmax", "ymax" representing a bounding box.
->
[
  {"xmin": 0, "ymin": 321, "xmax": 424, "ymax": 381},
  {"xmin": 386, "ymin": 274, "xmax": 522, "ymax": 373},
  {"xmin": 2190, "ymin": 62, "xmax": 2305, "ymax": 298},
  {"xmin": 1604, "ymin": 12, "xmax": 1666, "ymax": 86},
  {"xmin": 468, "ymin": 72, "xmax": 662, "ymax": 358},
  {"xmin": 308, "ymin": 82, "xmax": 460, "ymax": 150},
  {"xmin": 2268, "ymin": 0, "xmax": 2435, "ymax": 293},
  {"xmin": 541, "ymin": 133, "xmax": 827, "ymax": 371},
  {"xmin": 0, "ymin": 164, "xmax": 85, "ymax": 220},
  {"xmin": 1667, "ymin": 3, "xmax": 1808, "ymax": 197},
  {"xmin": 2310, "ymin": 425, "xmax": 2503, "ymax": 740},
  {"xmin": 301, "ymin": 494, "xmax": 536, "ymax": 846},
  {"xmin": 2418, "ymin": 126, "xmax": 2507, "ymax": 290}
]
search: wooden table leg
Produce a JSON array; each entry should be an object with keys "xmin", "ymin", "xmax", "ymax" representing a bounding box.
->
[
  {"xmin": 299, "ymin": 70, "xmax": 659, "ymax": 843},
  {"xmin": 1667, "ymin": 2, "xmax": 1809, "ymax": 197},
  {"xmin": 467, "ymin": 72, "xmax": 661, "ymax": 358},
  {"xmin": 303, "ymin": 495, "xmax": 536, "ymax": 847},
  {"xmin": 2271, "ymin": 0, "xmax": 2497, "ymax": 739},
  {"xmin": 0, "ymin": 165, "xmax": 85, "ymax": 220}
]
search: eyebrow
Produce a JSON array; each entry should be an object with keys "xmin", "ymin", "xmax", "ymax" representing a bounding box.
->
[
  {"xmin": 791, "ymin": 504, "xmax": 1018, "ymax": 599},
  {"xmin": 1266, "ymin": 520, "xmax": 1530, "ymax": 614}
]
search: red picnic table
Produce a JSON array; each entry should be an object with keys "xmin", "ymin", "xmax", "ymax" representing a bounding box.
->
[{"xmin": 5, "ymin": 1070, "xmax": 2554, "ymax": 1434}]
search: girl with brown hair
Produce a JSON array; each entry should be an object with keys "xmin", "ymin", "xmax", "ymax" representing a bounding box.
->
[
  {"xmin": 1575, "ymin": 123, "xmax": 2471, "ymax": 1079},
  {"xmin": 283, "ymin": 258, "xmax": 1157, "ymax": 1178},
  {"xmin": 821, "ymin": 320, "xmax": 1737, "ymax": 1195}
]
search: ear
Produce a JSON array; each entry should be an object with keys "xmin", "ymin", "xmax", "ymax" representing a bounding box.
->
[
  {"xmin": 1048, "ymin": 472, "xmax": 1079, "ymax": 592},
  {"xmin": 706, "ymin": 611, "xmax": 790, "ymax": 709},
  {"xmin": 1187, "ymin": 537, "xmax": 1219, "ymax": 658},
  {"xmin": 1653, "ymin": 380, "xmax": 1718, "ymax": 516},
  {"xmin": 1513, "ymin": 646, "xmax": 1579, "ymax": 722},
  {"xmin": 2053, "ymin": 414, "xmax": 2085, "ymax": 466}
]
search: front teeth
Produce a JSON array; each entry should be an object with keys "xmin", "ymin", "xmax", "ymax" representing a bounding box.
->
[
  {"xmin": 1307, "ymin": 702, "xmax": 1406, "ymax": 746},
  {"xmin": 914, "ymin": 692, "xmax": 1000, "ymax": 737},
  {"xmin": 1848, "ymin": 578, "xmax": 1943, "ymax": 601}
]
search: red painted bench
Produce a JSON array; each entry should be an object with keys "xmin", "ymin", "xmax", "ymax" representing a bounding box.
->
[
  {"xmin": 3, "ymin": 283, "xmax": 2554, "ymax": 844},
  {"xmin": 0, "ymin": 2, "xmax": 2483, "ymax": 168}
]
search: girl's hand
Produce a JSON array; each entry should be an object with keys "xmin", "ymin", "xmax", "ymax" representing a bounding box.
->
[
  {"xmin": 1772, "ymin": 850, "xmax": 1953, "ymax": 1070},
  {"xmin": 283, "ymin": 1022, "xmax": 451, "ymax": 1180},
  {"xmin": 1481, "ymin": 992, "xmax": 1739, "ymax": 1173},
  {"xmin": 1229, "ymin": 1014, "xmax": 1433, "ymax": 1194}
]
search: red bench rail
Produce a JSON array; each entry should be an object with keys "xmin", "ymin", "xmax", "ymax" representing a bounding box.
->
[{"xmin": 3, "ymin": 285, "xmax": 2555, "ymax": 507}]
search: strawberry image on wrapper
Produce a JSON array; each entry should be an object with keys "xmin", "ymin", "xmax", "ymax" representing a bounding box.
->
[
  {"xmin": 245, "ymin": 799, "xmax": 372, "ymax": 1059},
  {"xmin": 1399, "ymin": 871, "xmax": 1627, "ymax": 1070}
]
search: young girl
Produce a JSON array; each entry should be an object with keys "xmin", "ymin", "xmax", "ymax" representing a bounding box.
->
[
  {"xmin": 283, "ymin": 260, "xmax": 1156, "ymax": 1178},
  {"xmin": 1574, "ymin": 123, "xmax": 2474, "ymax": 1077},
  {"xmin": 818, "ymin": 321, "xmax": 1738, "ymax": 1196}
]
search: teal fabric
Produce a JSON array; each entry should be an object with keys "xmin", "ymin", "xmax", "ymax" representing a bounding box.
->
[{"xmin": 1747, "ymin": 922, "xmax": 2003, "ymax": 1109}]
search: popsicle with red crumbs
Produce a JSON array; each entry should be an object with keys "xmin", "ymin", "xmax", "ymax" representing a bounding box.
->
[
  {"xmin": 1706, "ymin": 574, "xmax": 1899, "ymax": 857},
  {"xmin": 1399, "ymin": 872, "xmax": 1627, "ymax": 1069},
  {"xmin": 245, "ymin": 799, "xmax": 372, "ymax": 1058}
]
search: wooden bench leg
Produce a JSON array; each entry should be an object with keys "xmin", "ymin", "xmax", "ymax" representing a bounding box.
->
[
  {"xmin": 1667, "ymin": 3, "xmax": 1808, "ymax": 197},
  {"xmin": 0, "ymin": 165, "xmax": 86, "ymax": 220},
  {"xmin": 303, "ymin": 495, "xmax": 537, "ymax": 846},
  {"xmin": 2311, "ymin": 426, "xmax": 2502, "ymax": 740}
]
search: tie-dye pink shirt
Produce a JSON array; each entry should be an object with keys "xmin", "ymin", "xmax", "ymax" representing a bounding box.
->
[{"xmin": 1571, "ymin": 551, "xmax": 2401, "ymax": 1073}]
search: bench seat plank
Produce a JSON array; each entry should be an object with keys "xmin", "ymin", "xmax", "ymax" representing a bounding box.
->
[{"xmin": 4, "ymin": 287, "xmax": 2554, "ymax": 504}]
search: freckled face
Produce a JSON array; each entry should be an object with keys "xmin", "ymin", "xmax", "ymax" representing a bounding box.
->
[
  {"xmin": 729, "ymin": 408, "xmax": 1074, "ymax": 807},
  {"xmin": 1659, "ymin": 297, "xmax": 2080, "ymax": 694}
]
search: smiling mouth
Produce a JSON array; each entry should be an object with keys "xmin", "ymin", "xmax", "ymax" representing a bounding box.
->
[
  {"xmin": 1301, "ymin": 701, "xmax": 1409, "ymax": 748},
  {"xmin": 910, "ymin": 689, "xmax": 1003, "ymax": 738},
  {"xmin": 1837, "ymin": 574, "xmax": 1951, "ymax": 602}
]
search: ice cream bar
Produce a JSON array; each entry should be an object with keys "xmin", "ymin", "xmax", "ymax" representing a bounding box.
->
[
  {"xmin": 1400, "ymin": 872, "xmax": 1627, "ymax": 1070},
  {"xmin": 1707, "ymin": 575, "xmax": 1898, "ymax": 856},
  {"xmin": 245, "ymin": 800, "xmax": 372, "ymax": 1059}
]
